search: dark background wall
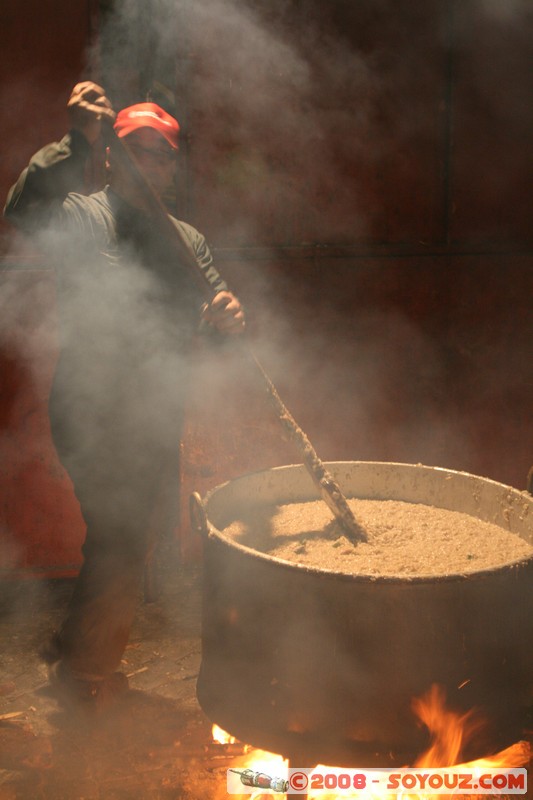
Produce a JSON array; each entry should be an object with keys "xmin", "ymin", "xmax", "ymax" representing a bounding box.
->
[
  {"xmin": 0, "ymin": 0, "xmax": 98, "ymax": 575},
  {"xmin": 1, "ymin": 0, "xmax": 532, "ymax": 573}
]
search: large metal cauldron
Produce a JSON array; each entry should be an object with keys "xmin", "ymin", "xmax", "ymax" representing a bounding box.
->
[{"xmin": 194, "ymin": 462, "xmax": 533, "ymax": 766}]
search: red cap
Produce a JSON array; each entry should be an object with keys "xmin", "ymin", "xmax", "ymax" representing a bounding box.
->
[{"xmin": 113, "ymin": 103, "xmax": 180, "ymax": 150}]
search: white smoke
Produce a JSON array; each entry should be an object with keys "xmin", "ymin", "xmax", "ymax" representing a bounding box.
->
[{"xmin": 3, "ymin": 0, "xmax": 529, "ymax": 588}]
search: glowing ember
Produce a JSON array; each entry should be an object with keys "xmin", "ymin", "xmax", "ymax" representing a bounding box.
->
[
  {"xmin": 212, "ymin": 723, "xmax": 237, "ymax": 745},
  {"xmin": 214, "ymin": 684, "xmax": 530, "ymax": 799}
]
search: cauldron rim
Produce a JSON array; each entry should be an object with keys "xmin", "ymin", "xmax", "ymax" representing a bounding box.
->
[{"xmin": 202, "ymin": 460, "xmax": 533, "ymax": 586}]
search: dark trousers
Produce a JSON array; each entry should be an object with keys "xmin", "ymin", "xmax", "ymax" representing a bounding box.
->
[{"xmin": 49, "ymin": 380, "xmax": 182, "ymax": 679}]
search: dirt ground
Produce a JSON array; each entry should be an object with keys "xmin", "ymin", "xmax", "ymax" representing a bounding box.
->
[
  {"xmin": 0, "ymin": 562, "xmax": 253, "ymax": 800},
  {"xmin": 1, "ymin": 561, "xmax": 532, "ymax": 800}
]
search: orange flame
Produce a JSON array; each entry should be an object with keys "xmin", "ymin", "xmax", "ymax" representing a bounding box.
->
[
  {"xmin": 212, "ymin": 723, "xmax": 237, "ymax": 745},
  {"xmin": 213, "ymin": 684, "xmax": 530, "ymax": 799},
  {"xmin": 413, "ymin": 684, "xmax": 482, "ymax": 767},
  {"xmin": 413, "ymin": 684, "xmax": 529, "ymax": 770}
]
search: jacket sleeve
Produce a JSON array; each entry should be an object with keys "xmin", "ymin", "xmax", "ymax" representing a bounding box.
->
[
  {"xmin": 3, "ymin": 130, "xmax": 91, "ymax": 230},
  {"xmin": 173, "ymin": 218, "xmax": 229, "ymax": 296}
]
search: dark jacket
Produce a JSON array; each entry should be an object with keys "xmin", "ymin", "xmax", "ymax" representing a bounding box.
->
[{"xmin": 4, "ymin": 129, "xmax": 227, "ymax": 452}]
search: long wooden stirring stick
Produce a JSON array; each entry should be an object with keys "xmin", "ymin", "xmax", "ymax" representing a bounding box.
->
[
  {"xmin": 247, "ymin": 351, "xmax": 366, "ymax": 542},
  {"xmin": 106, "ymin": 126, "xmax": 366, "ymax": 544}
]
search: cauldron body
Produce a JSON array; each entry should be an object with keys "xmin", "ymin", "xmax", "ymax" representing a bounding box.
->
[{"xmin": 196, "ymin": 462, "xmax": 533, "ymax": 766}]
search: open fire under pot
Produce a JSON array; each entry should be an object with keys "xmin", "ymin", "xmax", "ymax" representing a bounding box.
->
[{"xmin": 192, "ymin": 461, "xmax": 533, "ymax": 768}]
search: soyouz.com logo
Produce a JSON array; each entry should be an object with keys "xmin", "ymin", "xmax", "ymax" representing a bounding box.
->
[{"xmin": 227, "ymin": 766, "xmax": 527, "ymax": 795}]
